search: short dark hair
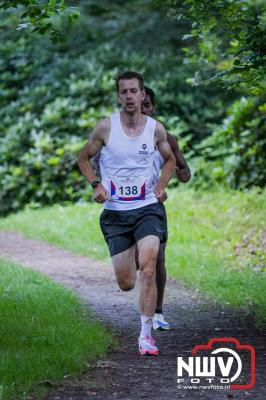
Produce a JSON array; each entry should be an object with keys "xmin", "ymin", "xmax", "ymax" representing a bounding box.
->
[
  {"xmin": 115, "ymin": 71, "xmax": 144, "ymax": 92},
  {"xmin": 144, "ymin": 86, "xmax": 155, "ymax": 106}
]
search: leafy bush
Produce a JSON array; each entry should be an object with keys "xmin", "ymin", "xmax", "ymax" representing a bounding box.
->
[
  {"xmin": 162, "ymin": 0, "xmax": 266, "ymax": 93},
  {"xmin": 1, "ymin": 1, "xmax": 265, "ymax": 215},
  {"xmin": 0, "ymin": 3, "xmax": 231, "ymax": 216},
  {"xmin": 190, "ymin": 96, "xmax": 266, "ymax": 189},
  {"xmin": 0, "ymin": 0, "xmax": 80, "ymax": 42}
]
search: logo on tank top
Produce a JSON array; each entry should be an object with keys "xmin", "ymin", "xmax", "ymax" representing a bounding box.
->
[{"xmin": 139, "ymin": 143, "xmax": 148, "ymax": 154}]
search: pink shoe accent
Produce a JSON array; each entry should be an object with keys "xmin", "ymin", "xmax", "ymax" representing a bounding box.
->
[{"xmin": 138, "ymin": 336, "xmax": 160, "ymax": 356}]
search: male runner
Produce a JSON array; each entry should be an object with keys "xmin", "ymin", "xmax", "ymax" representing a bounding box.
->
[
  {"xmin": 141, "ymin": 86, "xmax": 191, "ymax": 331},
  {"xmin": 78, "ymin": 71, "xmax": 175, "ymax": 356}
]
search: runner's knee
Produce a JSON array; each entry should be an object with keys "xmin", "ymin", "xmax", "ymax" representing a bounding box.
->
[
  {"xmin": 140, "ymin": 266, "xmax": 156, "ymax": 286},
  {"xmin": 139, "ymin": 249, "xmax": 158, "ymax": 271},
  {"xmin": 118, "ymin": 278, "xmax": 135, "ymax": 291}
]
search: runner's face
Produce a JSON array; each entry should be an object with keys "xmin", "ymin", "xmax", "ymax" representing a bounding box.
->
[
  {"xmin": 118, "ymin": 78, "xmax": 145, "ymax": 114},
  {"xmin": 141, "ymin": 94, "xmax": 154, "ymax": 116}
]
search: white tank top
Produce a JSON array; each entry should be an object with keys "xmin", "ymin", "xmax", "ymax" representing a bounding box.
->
[
  {"xmin": 100, "ymin": 112, "xmax": 158, "ymax": 211},
  {"xmin": 152, "ymin": 150, "xmax": 164, "ymax": 184}
]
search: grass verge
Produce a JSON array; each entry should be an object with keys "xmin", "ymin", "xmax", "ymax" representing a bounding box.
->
[
  {"xmin": 166, "ymin": 187, "xmax": 266, "ymax": 322},
  {"xmin": 0, "ymin": 187, "xmax": 265, "ymax": 323},
  {"xmin": 0, "ymin": 258, "xmax": 113, "ymax": 400}
]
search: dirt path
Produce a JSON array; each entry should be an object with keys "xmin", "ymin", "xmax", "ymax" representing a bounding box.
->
[{"xmin": 0, "ymin": 231, "xmax": 265, "ymax": 400}]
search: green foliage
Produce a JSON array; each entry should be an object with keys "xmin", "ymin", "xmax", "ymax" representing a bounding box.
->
[
  {"xmin": 0, "ymin": 0, "xmax": 80, "ymax": 42},
  {"xmin": 190, "ymin": 96, "xmax": 266, "ymax": 189},
  {"xmin": 161, "ymin": 0, "xmax": 266, "ymax": 93},
  {"xmin": 1, "ymin": 0, "xmax": 265, "ymax": 215},
  {"xmin": 152, "ymin": 0, "xmax": 266, "ymax": 189},
  {"xmin": 0, "ymin": 1, "xmax": 231, "ymax": 215},
  {"xmin": 0, "ymin": 30, "xmax": 104, "ymax": 214}
]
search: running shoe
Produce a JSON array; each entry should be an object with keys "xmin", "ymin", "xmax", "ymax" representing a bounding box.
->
[
  {"xmin": 138, "ymin": 336, "xmax": 159, "ymax": 356},
  {"xmin": 153, "ymin": 313, "xmax": 170, "ymax": 331}
]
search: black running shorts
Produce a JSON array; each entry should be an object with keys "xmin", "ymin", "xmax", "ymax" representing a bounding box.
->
[{"xmin": 100, "ymin": 202, "xmax": 168, "ymax": 257}]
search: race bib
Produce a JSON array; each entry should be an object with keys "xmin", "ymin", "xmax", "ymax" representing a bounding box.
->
[{"xmin": 110, "ymin": 176, "xmax": 146, "ymax": 201}]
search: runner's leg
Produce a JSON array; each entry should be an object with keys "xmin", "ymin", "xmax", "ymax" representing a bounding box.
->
[
  {"xmin": 156, "ymin": 243, "xmax": 166, "ymax": 311},
  {"xmin": 137, "ymin": 234, "xmax": 160, "ymax": 355},
  {"xmin": 137, "ymin": 235, "xmax": 159, "ymax": 316},
  {"xmin": 112, "ymin": 244, "xmax": 137, "ymax": 291},
  {"xmin": 135, "ymin": 246, "xmax": 139, "ymax": 270},
  {"xmin": 153, "ymin": 242, "xmax": 170, "ymax": 330}
]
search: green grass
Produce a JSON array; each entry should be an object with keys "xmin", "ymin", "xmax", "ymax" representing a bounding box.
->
[
  {"xmin": 166, "ymin": 187, "xmax": 266, "ymax": 322},
  {"xmin": 0, "ymin": 202, "xmax": 108, "ymax": 260},
  {"xmin": 0, "ymin": 187, "xmax": 265, "ymax": 322},
  {"xmin": 0, "ymin": 258, "xmax": 113, "ymax": 400}
]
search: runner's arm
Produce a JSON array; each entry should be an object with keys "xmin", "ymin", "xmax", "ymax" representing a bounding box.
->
[
  {"xmin": 154, "ymin": 122, "xmax": 176, "ymax": 200},
  {"xmin": 167, "ymin": 133, "xmax": 191, "ymax": 183},
  {"xmin": 78, "ymin": 119, "xmax": 110, "ymax": 203}
]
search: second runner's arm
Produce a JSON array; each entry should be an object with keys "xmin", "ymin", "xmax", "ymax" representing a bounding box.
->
[
  {"xmin": 154, "ymin": 121, "xmax": 176, "ymax": 201},
  {"xmin": 167, "ymin": 133, "xmax": 191, "ymax": 183}
]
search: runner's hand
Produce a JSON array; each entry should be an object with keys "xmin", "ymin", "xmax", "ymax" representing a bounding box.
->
[
  {"xmin": 160, "ymin": 191, "xmax": 168, "ymax": 203},
  {"xmin": 154, "ymin": 182, "xmax": 166, "ymax": 202},
  {"xmin": 93, "ymin": 184, "xmax": 109, "ymax": 203},
  {"xmin": 176, "ymin": 167, "xmax": 191, "ymax": 183}
]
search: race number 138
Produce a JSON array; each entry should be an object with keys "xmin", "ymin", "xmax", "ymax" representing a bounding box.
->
[
  {"xmin": 118, "ymin": 185, "xmax": 138, "ymax": 196},
  {"xmin": 111, "ymin": 176, "xmax": 146, "ymax": 200}
]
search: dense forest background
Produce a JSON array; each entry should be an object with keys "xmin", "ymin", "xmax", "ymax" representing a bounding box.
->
[{"xmin": 0, "ymin": 0, "xmax": 265, "ymax": 215}]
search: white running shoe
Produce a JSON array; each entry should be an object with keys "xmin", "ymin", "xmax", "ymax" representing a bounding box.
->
[
  {"xmin": 138, "ymin": 336, "xmax": 160, "ymax": 356},
  {"xmin": 153, "ymin": 313, "xmax": 170, "ymax": 331}
]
